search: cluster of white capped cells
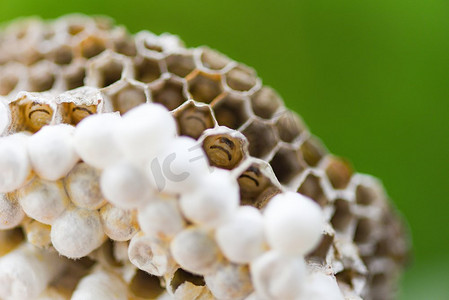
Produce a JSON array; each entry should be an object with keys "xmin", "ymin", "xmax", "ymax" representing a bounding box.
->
[{"xmin": 0, "ymin": 101, "xmax": 343, "ymax": 299}]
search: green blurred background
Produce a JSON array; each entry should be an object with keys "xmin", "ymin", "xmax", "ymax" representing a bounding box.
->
[{"xmin": 1, "ymin": 0, "xmax": 448, "ymax": 298}]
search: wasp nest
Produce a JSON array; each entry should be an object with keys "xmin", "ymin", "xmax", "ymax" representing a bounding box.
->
[{"xmin": 0, "ymin": 15, "xmax": 408, "ymax": 300}]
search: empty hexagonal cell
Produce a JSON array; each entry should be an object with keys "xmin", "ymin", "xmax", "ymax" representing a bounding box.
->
[
  {"xmin": 92, "ymin": 17, "xmax": 114, "ymax": 31},
  {"xmin": 238, "ymin": 164, "xmax": 273, "ymax": 205},
  {"xmin": 0, "ymin": 69, "xmax": 19, "ymax": 96},
  {"xmin": 0, "ymin": 228, "xmax": 24, "ymax": 256},
  {"xmin": 325, "ymin": 157, "xmax": 354, "ymax": 190},
  {"xmin": 110, "ymin": 85, "xmax": 147, "ymax": 114},
  {"xmin": 307, "ymin": 232, "xmax": 334, "ymax": 263},
  {"xmin": 225, "ymin": 65, "xmax": 258, "ymax": 92},
  {"xmin": 169, "ymin": 268, "xmax": 205, "ymax": 294},
  {"xmin": 355, "ymin": 184, "xmax": 378, "ymax": 205},
  {"xmin": 79, "ymin": 36, "xmax": 106, "ymax": 59},
  {"xmin": 250, "ymin": 86, "xmax": 283, "ymax": 119},
  {"xmin": 335, "ymin": 269, "xmax": 357, "ymax": 289},
  {"xmin": 388, "ymin": 218, "xmax": 409, "ymax": 257},
  {"xmin": 112, "ymin": 31, "xmax": 137, "ymax": 57},
  {"xmin": 94, "ymin": 58, "xmax": 124, "ymax": 88},
  {"xmin": 187, "ymin": 71, "xmax": 223, "ymax": 104},
  {"xmin": 299, "ymin": 137, "xmax": 327, "ymax": 167},
  {"xmin": 151, "ymin": 79, "xmax": 187, "ymax": 111},
  {"xmin": 269, "ymin": 147, "xmax": 306, "ymax": 184},
  {"xmin": 129, "ymin": 270, "xmax": 165, "ymax": 299},
  {"xmin": 241, "ymin": 120, "xmax": 277, "ymax": 159},
  {"xmin": 175, "ymin": 102, "xmax": 215, "ymax": 139},
  {"xmin": 12, "ymin": 26, "xmax": 28, "ymax": 40},
  {"xmin": 21, "ymin": 49, "xmax": 43, "ymax": 67},
  {"xmin": 67, "ymin": 23, "xmax": 86, "ymax": 36},
  {"xmin": 133, "ymin": 56, "xmax": 161, "ymax": 83},
  {"xmin": 373, "ymin": 211, "xmax": 409, "ymax": 263},
  {"xmin": 28, "ymin": 64, "xmax": 56, "ymax": 92},
  {"xmin": 94, "ymin": 239, "xmax": 124, "ymax": 267},
  {"xmin": 166, "ymin": 53, "xmax": 196, "ymax": 77},
  {"xmin": 212, "ymin": 95, "xmax": 250, "ymax": 130},
  {"xmin": 42, "ymin": 27, "xmax": 55, "ymax": 41},
  {"xmin": 330, "ymin": 199, "xmax": 353, "ymax": 232},
  {"xmin": 275, "ymin": 110, "xmax": 305, "ymax": 143},
  {"xmin": 203, "ymin": 133, "xmax": 246, "ymax": 170},
  {"xmin": 49, "ymin": 45, "xmax": 73, "ymax": 65},
  {"xmin": 63, "ymin": 64, "xmax": 86, "ymax": 90},
  {"xmin": 368, "ymin": 273, "xmax": 390, "ymax": 300},
  {"xmin": 374, "ymin": 237, "xmax": 399, "ymax": 261},
  {"xmin": 143, "ymin": 39, "xmax": 163, "ymax": 53},
  {"xmin": 354, "ymin": 218, "xmax": 375, "ymax": 244},
  {"xmin": 297, "ymin": 173, "xmax": 329, "ymax": 207},
  {"xmin": 200, "ymin": 47, "xmax": 231, "ymax": 71}
]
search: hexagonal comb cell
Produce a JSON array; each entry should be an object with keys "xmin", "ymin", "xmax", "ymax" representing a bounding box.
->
[
  {"xmin": 91, "ymin": 240, "xmax": 124, "ymax": 267},
  {"xmin": 129, "ymin": 270, "xmax": 165, "ymax": 299},
  {"xmin": 354, "ymin": 218, "xmax": 375, "ymax": 244},
  {"xmin": 25, "ymin": 49, "xmax": 45, "ymax": 67},
  {"xmin": 151, "ymin": 79, "xmax": 186, "ymax": 111},
  {"xmin": 169, "ymin": 268, "xmax": 205, "ymax": 294},
  {"xmin": 49, "ymin": 45, "xmax": 73, "ymax": 65},
  {"xmin": 203, "ymin": 133, "xmax": 246, "ymax": 170},
  {"xmin": 0, "ymin": 68, "xmax": 18, "ymax": 96},
  {"xmin": 330, "ymin": 199, "xmax": 353, "ymax": 233},
  {"xmin": 142, "ymin": 38, "xmax": 163, "ymax": 53},
  {"xmin": 166, "ymin": 53, "xmax": 196, "ymax": 77},
  {"xmin": 335, "ymin": 269, "xmax": 358, "ymax": 290},
  {"xmin": 275, "ymin": 110, "xmax": 305, "ymax": 143},
  {"xmin": 0, "ymin": 228, "xmax": 24, "ymax": 256},
  {"xmin": 93, "ymin": 17, "xmax": 115, "ymax": 31},
  {"xmin": 175, "ymin": 102, "xmax": 215, "ymax": 139},
  {"xmin": 112, "ymin": 31, "xmax": 137, "ymax": 57},
  {"xmin": 200, "ymin": 47, "xmax": 231, "ymax": 71},
  {"xmin": 225, "ymin": 65, "xmax": 257, "ymax": 92},
  {"xmin": 79, "ymin": 36, "xmax": 106, "ymax": 59},
  {"xmin": 297, "ymin": 173, "xmax": 329, "ymax": 207},
  {"xmin": 41, "ymin": 26, "xmax": 55, "ymax": 41},
  {"xmin": 307, "ymin": 232, "xmax": 334, "ymax": 263},
  {"xmin": 374, "ymin": 212, "xmax": 408, "ymax": 263},
  {"xmin": 28, "ymin": 63, "xmax": 56, "ymax": 92},
  {"xmin": 93, "ymin": 58, "xmax": 124, "ymax": 88},
  {"xmin": 375, "ymin": 234, "xmax": 404, "ymax": 262},
  {"xmin": 355, "ymin": 184, "xmax": 377, "ymax": 205},
  {"xmin": 269, "ymin": 147, "xmax": 306, "ymax": 184},
  {"xmin": 63, "ymin": 64, "xmax": 86, "ymax": 90},
  {"xmin": 368, "ymin": 273, "xmax": 390, "ymax": 300},
  {"xmin": 238, "ymin": 164, "xmax": 273, "ymax": 206},
  {"xmin": 299, "ymin": 137, "xmax": 327, "ymax": 167},
  {"xmin": 2, "ymin": 23, "xmax": 43, "ymax": 64},
  {"xmin": 212, "ymin": 94, "xmax": 250, "ymax": 130},
  {"xmin": 325, "ymin": 157, "xmax": 354, "ymax": 190},
  {"xmin": 11, "ymin": 26, "xmax": 27, "ymax": 40},
  {"xmin": 109, "ymin": 84, "xmax": 147, "ymax": 114},
  {"xmin": 187, "ymin": 71, "xmax": 223, "ymax": 104},
  {"xmin": 250, "ymin": 86, "xmax": 283, "ymax": 119},
  {"xmin": 67, "ymin": 23, "xmax": 86, "ymax": 36},
  {"xmin": 133, "ymin": 56, "xmax": 161, "ymax": 83},
  {"xmin": 241, "ymin": 120, "xmax": 277, "ymax": 158}
]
